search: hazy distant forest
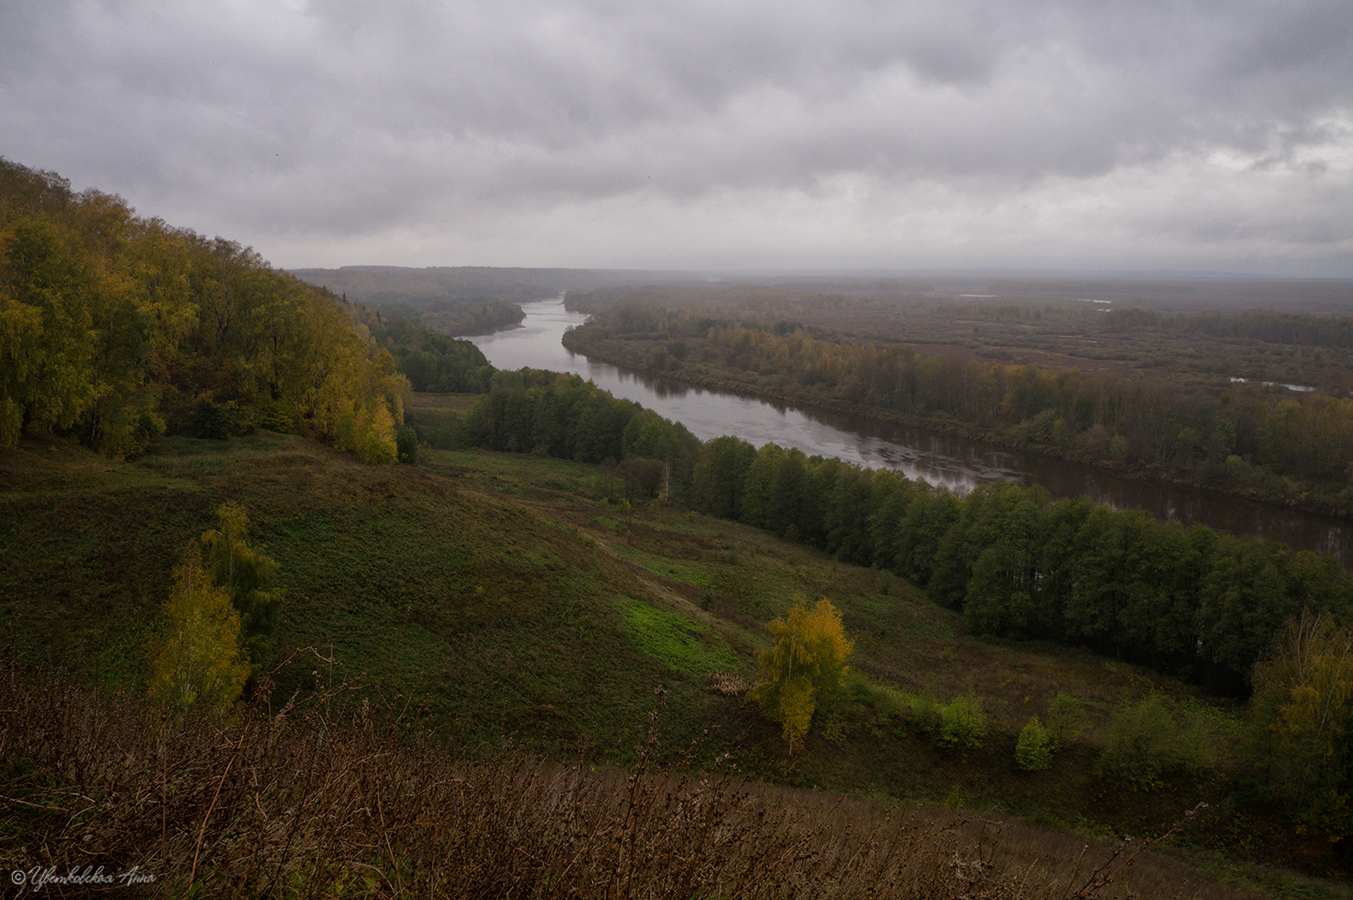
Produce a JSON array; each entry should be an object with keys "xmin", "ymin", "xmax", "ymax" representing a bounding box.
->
[
  {"xmin": 5, "ymin": 157, "xmax": 1353, "ymax": 896},
  {"xmin": 563, "ymin": 284, "xmax": 1353, "ymax": 517}
]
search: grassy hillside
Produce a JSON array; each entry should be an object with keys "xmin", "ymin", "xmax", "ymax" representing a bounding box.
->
[
  {"xmin": 1, "ymin": 428, "xmax": 1349, "ymax": 896},
  {"xmin": 0, "ymin": 431, "xmax": 729, "ymax": 755}
]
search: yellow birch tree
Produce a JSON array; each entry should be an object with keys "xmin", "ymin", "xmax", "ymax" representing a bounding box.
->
[
  {"xmin": 148, "ymin": 549, "xmax": 250, "ymax": 722},
  {"xmin": 751, "ymin": 596, "xmax": 853, "ymax": 755},
  {"xmin": 201, "ymin": 501, "xmax": 282, "ymax": 673}
]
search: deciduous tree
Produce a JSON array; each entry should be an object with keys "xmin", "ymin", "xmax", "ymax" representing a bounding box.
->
[
  {"xmin": 1250, "ymin": 610, "xmax": 1353, "ymax": 841},
  {"xmin": 202, "ymin": 501, "xmax": 282, "ymax": 673},
  {"xmin": 751, "ymin": 596, "xmax": 853, "ymax": 755},
  {"xmin": 148, "ymin": 549, "xmax": 250, "ymax": 721}
]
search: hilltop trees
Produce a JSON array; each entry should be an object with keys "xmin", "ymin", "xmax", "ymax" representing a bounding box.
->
[
  {"xmin": 751, "ymin": 597, "xmax": 853, "ymax": 755},
  {"xmin": 0, "ymin": 157, "xmax": 410, "ymax": 462}
]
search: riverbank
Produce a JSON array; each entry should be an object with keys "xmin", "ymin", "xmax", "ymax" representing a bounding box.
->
[{"xmin": 562, "ymin": 327, "xmax": 1353, "ymax": 523}]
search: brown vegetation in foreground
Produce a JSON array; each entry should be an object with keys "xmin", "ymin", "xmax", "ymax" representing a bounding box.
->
[{"xmin": 2, "ymin": 656, "xmax": 1264, "ymax": 900}]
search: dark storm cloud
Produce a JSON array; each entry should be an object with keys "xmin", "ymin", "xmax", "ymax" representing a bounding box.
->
[{"xmin": 2, "ymin": 0, "xmax": 1350, "ymax": 272}]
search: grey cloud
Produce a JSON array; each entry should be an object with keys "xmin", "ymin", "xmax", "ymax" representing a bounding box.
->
[{"xmin": 2, "ymin": 0, "xmax": 1349, "ymax": 273}]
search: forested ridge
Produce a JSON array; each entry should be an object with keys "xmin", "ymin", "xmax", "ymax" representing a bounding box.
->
[
  {"xmin": 562, "ymin": 289, "xmax": 1353, "ymax": 516},
  {"xmin": 0, "ymin": 158, "xmax": 414, "ymax": 461}
]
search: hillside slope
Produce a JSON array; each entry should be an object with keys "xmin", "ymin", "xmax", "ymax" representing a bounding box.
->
[{"xmin": 2, "ymin": 431, "xmax": 1350, "ymax": 893}]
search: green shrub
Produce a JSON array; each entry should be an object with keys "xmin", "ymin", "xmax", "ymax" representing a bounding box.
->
[
  {"xmin": 1046, "ymin": 692, "xmax": 1086, "ymax": 750},
  {"xmin": 260, "ymin": 401, "xmax": 299, "ymax": 434},
  {"xmin": 1015, "ymin": 716, "xmax": 1053, "ymax": 771},
  {"xmin": 1095, "ymin": 695, "xmax": 1177, "ymax": 792},
  {"xmin": 936, "ymin": 694, "xmax": 987, "ymax": 754},
  {"xmin": 186, "ymin": 398, "xmax": 229, "ymax": 440}
]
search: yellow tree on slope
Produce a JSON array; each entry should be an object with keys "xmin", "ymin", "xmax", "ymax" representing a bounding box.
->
[
  {"xmin": 751, "ymin": 596, "xmax": 853, "ymax": 755},
  {"xmin": 201, "ymin": 501, "xmax": 281, "ymax": 674},
  {"xmin": 148, "ymin": 549, "xmax": 250, "ymax": 722}
]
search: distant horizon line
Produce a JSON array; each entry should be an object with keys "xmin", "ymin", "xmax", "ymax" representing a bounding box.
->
[{"xmin": 287, "ymin": 263, "xmax": 1353, "ymax": 282}]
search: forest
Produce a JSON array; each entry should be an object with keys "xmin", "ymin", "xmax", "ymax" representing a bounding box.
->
[
  {"xmin": 447, "ymin": 369, "xmax": 1349, "ymax": 687},
  {"xmin": 561, "ymin": 288, "xmax": 1353, "ymax": 515},
  {"xmin": 0, "ymin": 158, "xmax": 415, "ymax": 462}
]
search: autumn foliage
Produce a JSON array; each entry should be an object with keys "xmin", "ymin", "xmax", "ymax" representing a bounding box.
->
[
  {"xmin": 147, "ymin": 549, "xmax": 250, "ymax": 722},
  {"xmin": 751, "ymin": 597, "xmax": 853, "ymax": 754},
  {"xmin": 0, "ymin": 158, "xmax": 409, "ymax": 461},
  {"xmin": 201, "ymin": 501, "xmax": 282, "ymax": 673}
]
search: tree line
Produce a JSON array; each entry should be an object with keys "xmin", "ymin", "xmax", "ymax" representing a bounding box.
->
[
  {"xmin": 0, "ymin": 158, "xmax": 411, "ymax": 462},
  {"xmin": 461, "ymin": 368, "xmax": 701, "ymax": 493},
  {"xmin": 684, "ymin": 434, "xmax": 1351, "ymax": 696},
  {"xmin": 362, "ymin": 312, "xmax": 496, "ymax": 394},
  {"xmin": 1104, "ymin": 306, "xmax": 1353, "ymax": 349}
]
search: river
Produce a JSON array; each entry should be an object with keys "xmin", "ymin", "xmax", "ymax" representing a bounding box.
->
[{"xmin": 469, "ymin": 297, "xmax": 1353, "ymax": 567}]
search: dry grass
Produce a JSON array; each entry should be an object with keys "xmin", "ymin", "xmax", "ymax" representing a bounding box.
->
[
  {"xmin": 1, "ymin": 656, "xmax": 1276, "ymax": 900},
  {"xmin": 708, "ymin": 672, "xmax": 753, "ymax": 698}
]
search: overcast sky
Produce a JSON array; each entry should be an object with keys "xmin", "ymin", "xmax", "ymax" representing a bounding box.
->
[{"xmin": 3, "ymin": 0, "xmax": 1351, "ymax": 276}]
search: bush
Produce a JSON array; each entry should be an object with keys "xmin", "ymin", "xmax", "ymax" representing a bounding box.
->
[
  {"xmin": 1016, "ymin": 716, "xmax": 1053, "ymax": 771},
  {"xmin": 260, "ymin": 400, "xmax": 300, "ymax": 434},
  {"xmin": 1046, "ymin": 692, "xmax": 1086, "ymax": 750},
  {"xmin": 185, "ymin": 397, "xmax": 229, "ymax": 440},
  {"xmin": 936, "ymin": 694, "xmax": 987, "ymax": 754},
  {"xmin": 1096, "ymin": 695, "xmax": 1177, "ymax": 792}
]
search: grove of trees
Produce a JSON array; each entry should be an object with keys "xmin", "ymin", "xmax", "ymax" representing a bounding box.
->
[
  {"xmin": 0, "ymin": 158, "xmax": 411, "ymax": 462},
  {"xmin": 462, "ymin": 368, "xmax": 701, "ymax": 493},
  {"xmin": 149, "ymin": 502, "xmax": 283, "ymax": 720}
]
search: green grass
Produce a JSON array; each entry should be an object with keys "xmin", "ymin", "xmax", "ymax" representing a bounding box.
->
[{"xmin": 618, "ymin": 596, "xmax": 742, "ymax": 677}]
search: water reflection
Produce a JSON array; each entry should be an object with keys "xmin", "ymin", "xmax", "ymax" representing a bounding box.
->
[{"xmin": 469, "ymin": 297, "xmax": 1351, "ymax": 567}]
